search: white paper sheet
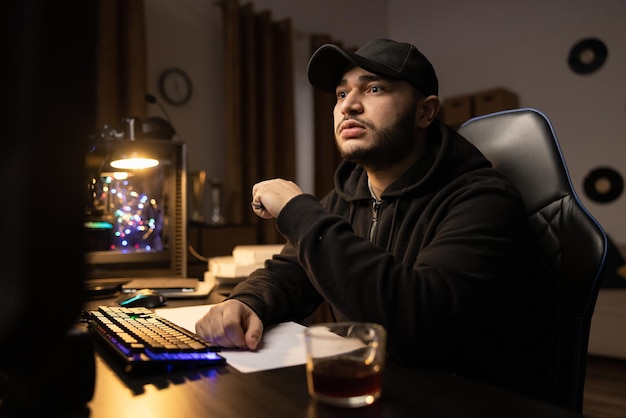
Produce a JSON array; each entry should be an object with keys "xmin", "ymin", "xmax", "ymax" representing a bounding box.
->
[{"xmin": 155, "ymin": 305, "xmax": 308, "ymax": 373}]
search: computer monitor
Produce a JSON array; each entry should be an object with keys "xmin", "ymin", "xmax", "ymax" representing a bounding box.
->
[
  {"xmin": 2, "ymin": 0, "xmax": 98, "ymax": 405},
  {"xmin": 84, "ymin": 138, "xmax": 188, "ymax": 283}
]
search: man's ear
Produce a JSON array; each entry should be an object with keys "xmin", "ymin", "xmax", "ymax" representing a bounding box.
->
[{"xmin": 417, "ymin": 95, "xmax": 440, "ymax": 128}]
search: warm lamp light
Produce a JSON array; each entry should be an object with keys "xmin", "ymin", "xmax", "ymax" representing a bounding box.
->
[
  {"xmin": 110, "ymin": 152, "xmax": 159, "ymax": 170},
  {"xmin": 107, "ymin": 117, "xmax": 161, "ymax": 170},
  {"xmin": 89, "ymin": 114, "xmax": 176, "ymax": 172}
]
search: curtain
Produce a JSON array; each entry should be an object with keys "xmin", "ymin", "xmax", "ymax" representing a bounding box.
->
[
  {"xmin": 221, "ymin": 0, "xmax": 296, "ymax": 245},
  {"xmin": 96, "ymin": 0, "xmax": 147, "ymax": 128},
  {"xmin": 309, "ymin": 35, "xmax": 344, "ymax": 199}
]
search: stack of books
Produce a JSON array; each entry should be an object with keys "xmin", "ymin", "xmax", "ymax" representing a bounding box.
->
[{"xmin": 206, "ymin": 244, "xmax": 285, "ymax": 286}]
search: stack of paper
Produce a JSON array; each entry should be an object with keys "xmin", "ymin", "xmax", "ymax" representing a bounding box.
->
[
  {"xmin": 208, "ymin": 244, "xmax": 284, "ymax": 285},
  {"xmin": 232, "ymin": 244, "xmax": 285, "ymax": 265}
]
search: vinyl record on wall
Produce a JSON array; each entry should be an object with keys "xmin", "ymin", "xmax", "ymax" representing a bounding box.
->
[
  {"xmin": 568, "ymin": 38, "xmax": 608, "ymax": 74},
  {"xmin": 583, "ymin": 167, "xmax": 624, "ymax": 203}
]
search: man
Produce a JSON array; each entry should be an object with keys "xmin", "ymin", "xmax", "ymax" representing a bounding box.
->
[{"xmin": 196, "ymin": 39, "xmax": 558, "ymax": 402}]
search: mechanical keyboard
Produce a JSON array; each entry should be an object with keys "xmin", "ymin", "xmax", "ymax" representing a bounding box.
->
[{"xmin": 84, "ymin": 306, "xmax": 225, "ymax": 372}]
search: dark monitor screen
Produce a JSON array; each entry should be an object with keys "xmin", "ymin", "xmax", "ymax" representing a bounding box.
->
[{"xmin": 2, "ymin": 0, "xmax": 97, "ymax": 373}]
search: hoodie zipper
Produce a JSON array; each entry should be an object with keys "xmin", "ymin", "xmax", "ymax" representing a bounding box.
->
[{"xmin": 369, "ymin": 199, "xmax": 382, "ymax": 241}]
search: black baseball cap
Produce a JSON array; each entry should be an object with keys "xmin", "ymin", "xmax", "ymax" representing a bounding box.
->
[{"xmin": 307, "ymin": 38, "xmax": 438, "ymax": 97}]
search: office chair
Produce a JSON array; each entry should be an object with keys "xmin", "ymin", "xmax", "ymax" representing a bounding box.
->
[{"xmin": 458, "ymin": 108, "xmax": 607, "ymax": 413}]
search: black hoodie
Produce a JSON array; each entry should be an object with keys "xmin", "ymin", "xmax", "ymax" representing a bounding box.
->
[{"xmin": 229, "ymin": 121, "xmax": 559, "ymax": 402}]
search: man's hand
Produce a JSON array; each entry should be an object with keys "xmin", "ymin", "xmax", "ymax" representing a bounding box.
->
[
  {"xmin": 195, "ymin": 299, "xmax": 264, "ymax": 350},
  {"xmin": 250, "ymin": 178, "xmax": 303, "ymax": 219}
]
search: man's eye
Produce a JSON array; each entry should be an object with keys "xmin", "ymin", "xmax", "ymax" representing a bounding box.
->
[
  {"xmin": 370, "ymin": 85, "xmax": 383, "ymax": 93},
  {"xmin": 337, "ymin": 91, "xmax": 347, "ymax": 99}
]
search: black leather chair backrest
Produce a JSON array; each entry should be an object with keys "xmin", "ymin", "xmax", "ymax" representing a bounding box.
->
[{"xmin": 458, "ymin": 108, "xmax": 607, "ymax": 413}]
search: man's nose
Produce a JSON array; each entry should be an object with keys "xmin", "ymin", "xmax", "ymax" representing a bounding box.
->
[{"xmin": 340, "ymin": 91, "xmax": 364, "ymax": 114}]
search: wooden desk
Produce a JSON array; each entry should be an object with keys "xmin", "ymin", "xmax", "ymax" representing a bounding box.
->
[
  {"xmin": 87, "ymin": 351, "xmax": 581, "ymax": 418},
  {"xmin": 83, "ymin": 293, "xmax": 584, "ymax": 418}
]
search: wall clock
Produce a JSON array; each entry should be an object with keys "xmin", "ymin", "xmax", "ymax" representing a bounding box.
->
[{"xmin": 158, "ymin": 68, "xmax": 192, "ymax": 105}]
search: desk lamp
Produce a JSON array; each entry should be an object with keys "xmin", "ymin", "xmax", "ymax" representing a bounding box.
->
[{"xmin": 109, "ymin": 117, "xmax": 174, "ymax": 170}]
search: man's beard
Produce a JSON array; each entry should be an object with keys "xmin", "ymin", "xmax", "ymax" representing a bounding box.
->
[{"xmin": 337, "ymin": 108, "xmax": 419, "ymax": 171}]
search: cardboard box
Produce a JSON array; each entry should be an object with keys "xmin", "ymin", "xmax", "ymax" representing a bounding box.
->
[
  {"xmin": 473, "ymin": 88, "xmax": 518, "ymax": 116},
  {"xmin": 442, "ymin": 94, "xmax": 473, "ymax": 128}
]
